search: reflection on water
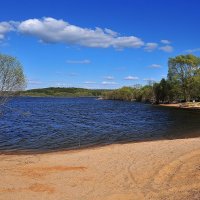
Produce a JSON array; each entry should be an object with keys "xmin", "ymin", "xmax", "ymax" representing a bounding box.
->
[{"xmin": 0, "ymin": 97, "xmax": 200, "ymax": 153}]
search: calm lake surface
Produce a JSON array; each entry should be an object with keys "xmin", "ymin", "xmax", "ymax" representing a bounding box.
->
[{"xmin": 0, "ymin": 97, "xmax": 200, "ymax": 153}]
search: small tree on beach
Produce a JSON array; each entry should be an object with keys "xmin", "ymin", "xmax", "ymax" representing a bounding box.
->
[{"xmin": 0, "ymin": 54, "xmax": 26, "ymax": 107}]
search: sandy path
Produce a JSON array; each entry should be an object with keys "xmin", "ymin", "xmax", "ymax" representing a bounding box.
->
[{"xmin": 0, "ymin": 138, "xmax": 200, "ymax": 200}]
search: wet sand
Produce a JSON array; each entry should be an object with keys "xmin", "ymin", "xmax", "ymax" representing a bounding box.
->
[{"xmin": 1, "ymin": 138, "xmax": 200, "ymax": 200}]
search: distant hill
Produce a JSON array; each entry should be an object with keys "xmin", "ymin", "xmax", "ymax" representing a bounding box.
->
[{"xmin": 21, "ymin": 87, "xmax": 112, "ymax": 97}]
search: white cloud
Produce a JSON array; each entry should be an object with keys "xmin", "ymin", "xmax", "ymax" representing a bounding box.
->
[
  {"xmin": 161, "ymin": 39, "xmax": 171, "ymax": 44},
  {"xmin": 0, "ymin": 18, "xmax": 175, "ymax": 53},
  {"xmin": 104, "ymin": 76, "xmax": 114, "ymax": 80},
  {"xmin": 104, "ymin": 28, "xmax": 118, "ymax": 37},
  {"xmin": 124, "ymin": 76, "xmax": 139, "ymax": 80},
  {"xmin": 66, "ymin": 59, "xmax": 91, "ymax": 64},
  {"xmin": 17, "ymin": 17, "xmax": 144, "ymax": 49},
  {"xmin": 101, "ymin": 81, "xmax": 118, "ymax": 85},
  {"xmin": 149, "ymin": 64, "xmax": 162, "ymax": 68},
  {"xmin": 144, "ymin": 42, "xmax": 158, "ymax": 52},
  {"xmin": 185, "ymin": 48, "xmax": 200, "ymax": 53},
  {"xmin": 84, "ymin": 81, "xmax": 96, "ymax": 84},
  {"xmin": 159, "ymin": 45, "xmax": 173, "ymax": 52},
  {"xmin": 0, "ymin": 21, "xmax": 14, "ymax": 40}
]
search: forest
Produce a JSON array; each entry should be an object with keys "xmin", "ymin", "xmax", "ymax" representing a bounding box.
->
[{"xmin": 22, "ymin": 87, "xmax": 111, "ymax": 97}]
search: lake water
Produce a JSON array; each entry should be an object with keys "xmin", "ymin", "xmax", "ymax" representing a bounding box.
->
[{"xmin": 0, "ymin": 97, "xmax": 200, "ymax": 153}]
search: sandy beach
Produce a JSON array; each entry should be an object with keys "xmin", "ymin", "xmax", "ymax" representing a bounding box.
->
[
  {"xmin": 159, "ymin": 103, "xmax": 200, "ymax": 109},
  {"xmin": 0, "ymin": 138, "xmax": 200, "ymax": 200}
]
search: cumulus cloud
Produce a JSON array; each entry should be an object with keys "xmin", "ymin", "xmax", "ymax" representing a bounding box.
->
[
  {"xmin": 159, "ymin": 45, "xmax": 173, "ymax": 52},
  {"xmin": 0, "ymin": 21, "xmax": 15, "ymax": 40},
  {"xmin": 149, "ymin": 64, "xmax": 162, "ymax": 68},
  {"xmin": 144, "ymin": 42, "xmax": 158, "ymax": 52},
  {"xmin": 17, "ymin": 17, "xmax": 144, "ymax": 49},
  {"xmin": 101, "ymin": 81, "xmax": 118, "ymax": 85},
  {"xmin": 104, "ymin": 28, "xmax": 118, "ymax": 37},
  {"xmin": 124, "ymin": 76, "xmax": 139, "ymax": 80},
  {"xmin": 66, "ymin": 59, "xmax": 91, "ymax": 64},
  {"xmin": 0, "ymin": 17, "xmax": 175, "ymax": 52},
  {"xmin": 161, "ymin": 39, "xmax": 171, "ymax": 44}
]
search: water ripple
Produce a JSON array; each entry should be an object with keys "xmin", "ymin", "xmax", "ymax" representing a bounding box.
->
[{"xmin": 0, "ymin": 97, "xmax": 200, "ymax": 152}]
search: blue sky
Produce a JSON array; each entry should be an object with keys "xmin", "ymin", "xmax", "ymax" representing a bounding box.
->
[{"xmin": 0, "ymin": 0, "xmax": 200, "ymax": 89}]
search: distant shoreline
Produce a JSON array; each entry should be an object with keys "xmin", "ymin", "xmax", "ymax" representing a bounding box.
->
[{"xmin": 19, "ymin": 95, "xmax": 99, "ymax": 98}]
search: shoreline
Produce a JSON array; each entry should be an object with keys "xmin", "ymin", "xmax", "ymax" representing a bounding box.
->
[
  {"xmin": 1, "ymin": 134, "xmax": 200, "ymax": 156},
  {"xmin": 19, "ymin": 95, "xmax": 99, "ymax": 98},
  {"xmin": 0, "ymin": 138, "xmax": 166, "ymax": 156},
  {"xmin": 1, "ymin": 137, "xmax": 200, "ymax": 200},
  {"xmin": 159, "ymin": 103, "xmax": 200, "ymax": 110}
]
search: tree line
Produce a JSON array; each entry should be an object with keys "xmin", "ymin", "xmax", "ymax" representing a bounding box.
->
[
  {"xmin": 103, "ymin": 54, "xmax": 200, "ymax": 103},
  {"xmin": 23, "ymin": 87, "xmax": 111, "ymax": 97},
  {"xmin": 1, "ymin": 53, "xmax": 200, "ymax": 104}
]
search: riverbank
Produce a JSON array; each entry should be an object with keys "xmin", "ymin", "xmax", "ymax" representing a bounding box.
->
[{"xmin": 1, "ymin": 138, "xmax": 200, "ymax": 200}]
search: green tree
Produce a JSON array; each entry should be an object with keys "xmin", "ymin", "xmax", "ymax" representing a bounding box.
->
[
  {"xmin": 168, "ymin": 54, "xmax": 200, "ymax": 101},
  {"xmin": 190, "ymin": 69, "xmax": 200, "ymax": 100},
  {"xmin": 153, "ymin": 79, "xmax": 171, "ymax": 103},
  {"xmin": 140, "ymin": 85, "xmax": 153, "ymax": 102}
]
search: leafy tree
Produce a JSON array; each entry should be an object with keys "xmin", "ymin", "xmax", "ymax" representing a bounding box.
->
[
  {"xmin": 153, "ymin": 79, "xmax": 171, "ymax": 103},
  {"xmin": 103, "ymin": 87, "xmax": 135, "ymax": 101},
  {"xmin": 190, "ymin": 69, "xmax": 200, "ymax": 100},
  {"xmin": 168, "ymin": 54, "xmax": 200, "ymax": 101},
  {"xmin": 0, "ymin": 54, "xmax": 26, "ymax": 106},
  {"xmin": 140, "ymin": 85, "xmax": 153, "ymax": 102}
]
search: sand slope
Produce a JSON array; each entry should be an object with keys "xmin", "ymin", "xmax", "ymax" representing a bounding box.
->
[{"xmin": 1, "ymin": 138, "xmax": 200, "ymax": 200}]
